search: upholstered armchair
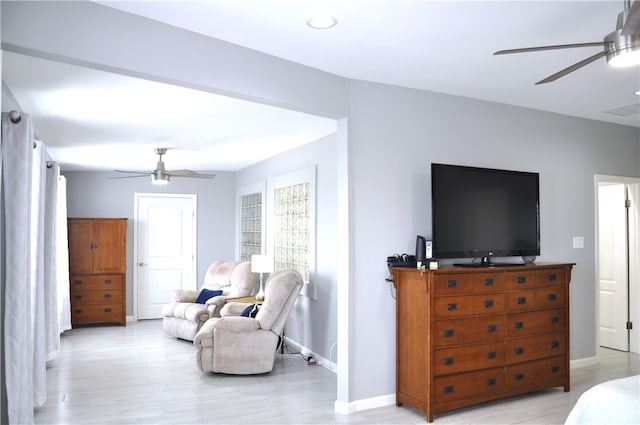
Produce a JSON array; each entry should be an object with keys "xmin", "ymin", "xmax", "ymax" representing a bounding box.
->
[
  {"xmin": 193, "ymin": 269, "xmax": 303, "ymax": 374},
  {"xmin": 162, "ymin": 260, "xmax": 254, "ymax": 341}
]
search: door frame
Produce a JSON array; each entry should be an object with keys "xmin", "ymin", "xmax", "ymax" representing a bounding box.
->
[
  {"xmin": 594, "ymin": 174, "xmax": 640, "ymax": 355},
  {"xmin": 132, "ymin": 192, "xmax": 197, "ymax": 321}
]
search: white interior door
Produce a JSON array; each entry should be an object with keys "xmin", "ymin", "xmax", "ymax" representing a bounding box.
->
[
  {"xmin": 598, "ymin": 182, "xmax": 628, "ymax": 351},
  {"xmin": 135, "ymin": 193, "xmax": 196, "ymax": 320}
]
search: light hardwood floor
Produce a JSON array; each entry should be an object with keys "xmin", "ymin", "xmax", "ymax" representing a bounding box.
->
[{"xmin": 35, "ymin": 320, "xmax": 639, "ymax": 424}]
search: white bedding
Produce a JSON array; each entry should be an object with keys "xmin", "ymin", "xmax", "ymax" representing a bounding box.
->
[{"xmin": 565, "ymin": 375, "xmax": 640, "ymax": 425}]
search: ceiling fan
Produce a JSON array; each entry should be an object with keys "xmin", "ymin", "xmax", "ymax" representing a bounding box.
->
[
  {"xmin": 494, "ymin": 0, "xmax": 640, "ymax": 84},
  {"xmin": 113, "ymin": 148, "xmax": 216, "ymax": 185}
]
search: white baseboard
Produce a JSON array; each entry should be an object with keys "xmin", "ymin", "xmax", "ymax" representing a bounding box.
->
[
  {"xmin": 334, "ymin": 394, "xmax": 395, "ymax": 415},
  {"xmin": 126, "ymin": 315, "xmax": 136, "ymax": 322},
  {"xmin": 570, "ymin": 355, "xmax": 599, "ymax": 369},
  {"xmin": 282, "ymin": 336, "xmax": 337, "ymax": 372}
]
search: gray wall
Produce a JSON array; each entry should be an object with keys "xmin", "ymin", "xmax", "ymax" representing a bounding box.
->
[
  {"xmin": 237, "ymin": 133, "xmax": 339, "ymax": 363},
  {"xmin": 3, "ymin": 0, "xmax": 640, "ymax": 409},
  {"xmin": 64, "ymin": 171, "xmax": 237, "ymax": 316}
]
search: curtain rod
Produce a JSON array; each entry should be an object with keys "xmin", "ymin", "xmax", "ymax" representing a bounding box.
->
[{"xmin": 8, "ymin": 110, "xmax": 22, "ymax": 124}]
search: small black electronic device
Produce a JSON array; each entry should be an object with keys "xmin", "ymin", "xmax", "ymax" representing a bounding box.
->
[
  {"xmin": 415, "ymin": 235, "xmax": 426, "ymax": 261},
  {"xmin": 387, "ymin": 254, "xmax": 416, "ymax": 269}
]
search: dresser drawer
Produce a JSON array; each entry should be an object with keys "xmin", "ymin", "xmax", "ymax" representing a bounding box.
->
[
  {"xmin": 472, "ymin": 273, "xmax": 505, "ymax": 292},
  {"xmin": 507, "ymin": 308, "xmax": 566, "ymax": 337},
  {"xmin": 71, "ymin": 289, "xmax": 122, "ymax": 305},
  {"xmin": 434, "ymin": 294, "xmax": 505, "ymax": 318},
  {"xmin": 537, "ymin": 268, "xmax": 566, "ymax": 287},
  {"xmin": 505, "ymin": 332, "xmax": 566, "ymax": 364},
  {"xmin": 506, "ymin": 290, "xmax": 537, "ymax": 311},
  {"xmin": 434, "ymin": 342, "xmax": 505, "ymax": 375},
  {"xmin": 433, "ymin": 367, "xmax": 505, "ymax": 405},
  {"xmin": 70, "ymin": 274, "xmax": 123, "ymax": 290},
  {"xmin": 536, "ymin": 287, "xmax": 566, "ymax": 308},
  {"xmin": 505, "ymin": 271, "xmax": 537, "ymax": 290},
  {"xmin": 71, "ymin": 304, "xmax": 123, "ymax": 323},
  {"xmin": 434, "ymin": 316, "xmax": 505, "ymax": 347},
  {"xmin": 433, "ymin": 274, "xmax": 473, "ymax": 295},
  {"xmin": 506, "ymin": 356, "xmax": 567, "ymax": 392}
]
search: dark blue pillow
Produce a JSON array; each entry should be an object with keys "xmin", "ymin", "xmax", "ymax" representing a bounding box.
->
[
  {"xmin": 195, "ymin": 289, "xmax": 223, "ymax": 304},
  {"xmin": 240, "ymin": 304, "xmax": 259, "ymax": 318}
]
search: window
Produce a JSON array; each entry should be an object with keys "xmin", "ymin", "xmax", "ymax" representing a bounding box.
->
[
  {"xmin": 238, "ymin": 182, "xmax": 265, "ymax": 262},
  {"xmin": 274, "ymin": 182, "xmax": 310, "ymax": 281},
  {"xmin": 268, "ymin": 166, "xmax": 316, "ymax": 298}
]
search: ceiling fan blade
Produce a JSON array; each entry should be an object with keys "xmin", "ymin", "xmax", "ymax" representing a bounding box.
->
[
  {"xmin": 494, "ymin": 42, "xmax": 605, "ymax": 55},
  {"xmin": 108, "ymin": 174, "xmax": 150, "ymax": 179},
  {"xmin": 165, "ymin": 170, "xmax": 217, "ymax": 179},
  {"xmin": 621, "ymin": 0, "xmax": 640, "ymax": 35},
  {"xmin": 535, "ymin": 50, "xmax": 607, "ymax": 85},
  {"xmin": 114, "ymin": 169, "xmax": 152, "ymax": 174}
]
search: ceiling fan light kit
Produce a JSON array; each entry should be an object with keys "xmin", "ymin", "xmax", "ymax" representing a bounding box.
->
[
  {"xmin": 151, "ymin": 173, "xmax": 170, "ymax": 185},
  {"xmin": 605, "ymin": 30, "xmax": 640, "ymax": 67}
]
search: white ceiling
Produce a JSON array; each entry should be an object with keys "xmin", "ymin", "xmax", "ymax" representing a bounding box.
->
[{"xmin": 3, "ymin": 0, "xmax": 639, "ymax": 173}]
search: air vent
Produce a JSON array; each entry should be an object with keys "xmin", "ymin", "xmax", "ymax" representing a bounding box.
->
[{"xmin": 605, "ymin": 104, "xmax": 640, "ymax": 116}]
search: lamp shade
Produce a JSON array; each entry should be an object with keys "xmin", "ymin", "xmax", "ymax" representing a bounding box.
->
[{"xmin": 251, "ymin": 255, "xmax": 274, "ymax": 273}]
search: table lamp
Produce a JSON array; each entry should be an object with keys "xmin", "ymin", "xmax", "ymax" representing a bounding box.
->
[{"xmin": 251, "ymin": 255, "xmax": 273, "ymax": 301}]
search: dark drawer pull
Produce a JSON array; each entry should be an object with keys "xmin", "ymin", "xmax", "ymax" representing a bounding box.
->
[
  {"xmin": 104, "ymin": 308, "xmax": 112, "ymax": 313},
  {"xmin": 104, "ymin": 294, "xmax": 112, "ymax": 299},
  {"xmin": 443, "ymin": 385, "xmax": 454, "ymax": 394},
  {"xmin": 551, "ymin": 366, "xmax": 560, "ymax": 373},
  {"xmin": 551, "ymin": 340, "xmax": 560, "ymax": 349},
  {"xmin": 548, "ymin": 274, "xmax": 557, "ymax": 281},
  {"xmin": 487, "ymin": 324, "xmax": 497, "ymax": 333},
  {"xmin": 517, "ymin": 276, "xmax": 526, "ymax": 284},
  {"xmin": 444, "ymin": 329, "xmax": 455, "ymax": 337},
  {"xmin": 446, "ymin": 280, "xmax": 457, "ymax": 288},
  {"xmin": 104, "ymin": 279, "xmax": 112, "ymax": 284},
  {"xmin": 515, "ymin": 347, "xmax": 525, "ymax": 355},
  {"xmin": 74, "ymin": 280, "xmax": 83, "ymax": 285},
  {"xmin": 548, "ymin": 294, "xmax": 557, "ymax": 301},
  {"xmin": 485, "ymin": 300, "xmax": 494, "ymax": 308},
  {"xmin": 515, "ymin": 321, "xmax": 524, "ymax": 329},
  {"xmin": 487, "ymin": 351, "xmax": 497, "ymax": 359},
  {"xmin": 551, "ymin": 316, "xmax": 560, "ymax": 324},
  {"xmin": 487, "ymin": 378, "xmax": 497, "ymax": 386},
  {"xmin": 515, "ymin": 373, "xmax": 524, "ymax": 381},
  {"xmin": 74, "ymin": 295, "xmax": 82, "ymax": 300},
  {"xmin": 484, "ymin": 278, "xmax": 494, "ymax": 286},
  {"xmin": 444, "ymin": 357, "xmax": 455, "ymax": 366},
  {"xmin": 447, "ymin": 303, "xmax": 458, "ymax": 311},
  {"xmin": 73, "ymin": 309, "xmax": 82, "ymax": 314},
  {"xmin": 517, "ymin": 297, "xmax": 527, "ymax": 305}
]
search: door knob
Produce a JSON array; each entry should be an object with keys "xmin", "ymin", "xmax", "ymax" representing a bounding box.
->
[{"xmin": 138, "ymin": 262, "xmax": 145, "ymax": 267}]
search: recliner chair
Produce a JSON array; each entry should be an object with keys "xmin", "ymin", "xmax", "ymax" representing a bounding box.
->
[
  {"xmin": 193, "ymin": 269, "xmax": 303, "ymax": 374},
  {"xmin": 162, "ymin": 260, "xmax": 254, "ymax": 341}
]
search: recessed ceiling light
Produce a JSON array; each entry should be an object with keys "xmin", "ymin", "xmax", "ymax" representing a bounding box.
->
[{"xmin": 307, "ymin": 16, "xmax": 337, "ymax": 29}]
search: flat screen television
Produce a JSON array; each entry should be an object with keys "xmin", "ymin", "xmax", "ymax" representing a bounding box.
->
[{"xmin": 431, "ymin": 163, "xmax": 540, "ymax": 267}]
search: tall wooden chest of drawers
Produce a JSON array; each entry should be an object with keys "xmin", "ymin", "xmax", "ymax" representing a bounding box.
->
[
  {"xmin": 392, "ymin": 262, "xmax": 574, "ymax": 422},
  {"xmin": 68, "ymin": 218, "xmax": 127, "ymax": 326}
]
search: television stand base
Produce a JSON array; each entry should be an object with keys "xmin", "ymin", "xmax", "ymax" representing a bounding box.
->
[{"xmin": 453, "ymin": 262, "xmax": 524, "ymax": 268}]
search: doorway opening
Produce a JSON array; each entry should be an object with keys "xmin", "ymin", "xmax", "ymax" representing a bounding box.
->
[{"xmin": 595, "ymin": 175, "xmax": 640, "ymax": 354}]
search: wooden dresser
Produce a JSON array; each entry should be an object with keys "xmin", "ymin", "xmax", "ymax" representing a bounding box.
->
[
  {"xmin": 68, "ymin": 218, "xmax": 127, "ymax": 326},
  {"xmin": 392, "ymin": 262, "xmax": 574, "ymax": 422}
]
